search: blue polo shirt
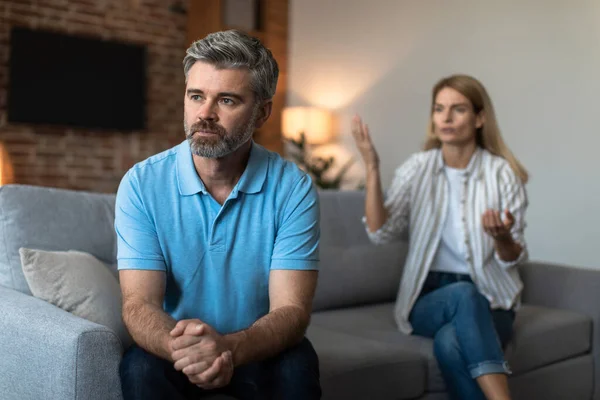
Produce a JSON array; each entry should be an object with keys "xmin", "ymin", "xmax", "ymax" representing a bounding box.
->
[{"xmin": 115, "ymin": 140, "xmax": 319, "ymax": 334}]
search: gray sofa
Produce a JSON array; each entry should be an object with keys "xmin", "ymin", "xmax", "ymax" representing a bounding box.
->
[{"xmin": 0, "ymin": 184, "xmax": 598, "ymax": 400}]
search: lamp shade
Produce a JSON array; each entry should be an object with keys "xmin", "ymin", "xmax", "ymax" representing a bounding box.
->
[
  {"xmin": 282, "ymin": 107, "xmax": 333, "ymax": 145},
  {"xmin": 0, "ymin": 142, "xmax": 13, "ymax": 186}
]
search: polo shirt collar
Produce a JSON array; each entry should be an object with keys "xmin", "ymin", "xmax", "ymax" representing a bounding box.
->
[
  {"xmin": 176, "ymin": 140, "xmax": 207, "ymax": 196},
  {"xmin": 176, "ymin": 140, "xmax": 268, "ymax": 196},
  {"xmin": 235, "ymin": 141, "xmax": 268, "ymax": 194}
]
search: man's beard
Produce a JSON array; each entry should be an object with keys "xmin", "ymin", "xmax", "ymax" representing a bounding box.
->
[{"xmin": 184, "ymin": 107, "xmax": 258, "ymax": 158}]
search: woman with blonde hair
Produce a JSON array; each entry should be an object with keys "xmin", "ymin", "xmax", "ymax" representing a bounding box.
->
[{"xmin": 351, "ymin": 74, "xmax": 528, "ymax": 400}]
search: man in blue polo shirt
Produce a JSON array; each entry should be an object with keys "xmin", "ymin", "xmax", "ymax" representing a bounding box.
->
[{"xmin": 116, "ymin": 30, "xmax": 321, "ymax": 400}]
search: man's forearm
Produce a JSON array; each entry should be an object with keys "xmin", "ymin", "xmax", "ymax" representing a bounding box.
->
[
  {"xmin": 495, "ymin": 236, "xmax": 523, "ymax": 262},
  {"xmin": 224, "ymin": 305, "xmax": 309, "ymax": 367},
  {"xmin": 123, "ymin": 301, "xmax": 177, "ymax": 361}
]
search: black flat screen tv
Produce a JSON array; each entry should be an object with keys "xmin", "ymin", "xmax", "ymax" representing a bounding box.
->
[{"xmin": 8, "ymin": 27, "xmax": 147, "ymax": 131}]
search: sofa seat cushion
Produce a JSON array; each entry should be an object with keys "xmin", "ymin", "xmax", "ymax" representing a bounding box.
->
[
  {"xmin": 505, "ymin": 304, "xmax": 591, "ymax": 374},
  {"xmin": 311, "ymin": 302, "xmax": 591, "ymax": 393},
  {"xmin": 311, "ymin": 303, "xmax": 446, "ymax": 392},
  {"xmin": 306, "ymin": 325, "xmax": 426, "ymax": 400}
]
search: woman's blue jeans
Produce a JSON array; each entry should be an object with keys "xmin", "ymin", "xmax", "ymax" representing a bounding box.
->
[{"xmin": 409, "ymin": 271, "xmax": 515, "ymax": 400}]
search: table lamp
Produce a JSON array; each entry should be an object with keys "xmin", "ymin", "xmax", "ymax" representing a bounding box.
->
[{"xmin": 282, "ymin": 107, "xmax": 334, "ymax": 145}]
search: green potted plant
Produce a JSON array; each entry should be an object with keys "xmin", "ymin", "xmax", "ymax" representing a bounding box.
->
[{"xmin": 285, "ymin": 133, "xmax": 356, "ymax": 190}]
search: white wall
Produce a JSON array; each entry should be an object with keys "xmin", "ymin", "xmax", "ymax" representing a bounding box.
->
[{"xmin": 288, "ymin": 0, "xmax": 600, "ymax": 269}]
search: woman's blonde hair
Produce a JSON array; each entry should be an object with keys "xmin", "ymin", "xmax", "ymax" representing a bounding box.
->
[{"xmin": 424, "ymin": 74, "xmax": 528, "ymax": 183}]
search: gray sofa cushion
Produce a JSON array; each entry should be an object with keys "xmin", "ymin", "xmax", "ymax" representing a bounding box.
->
[
  {"xmin": 20, "ymin": 248, "xmax": 132, "ymax": 349},
  {"xmin": 0, "ymin": 185, "xmax": 117, "ymax": 294},
  {"xmin": 314, "ymin": 190, "xmax": 408, "ymax": 311},
  {"xmin": 506, "ymin": 304, "xmax": 591, "ymax": 374},
  {"xmin": 314, "ymin": 244, "xmax": 406, "ymax": 312},
  {"xmin": 307, "ymin": 324, "xmax": 426, "ymax": 400},
  {"xmin": 311, "ymin": 303, "xmax": 445, "ymax": 392},
  {"xmin": 311, "ymin": 302, "xmax": 592, "ymax": 393},
  {"xmin": 508, "ymin": 355, "xmax": 593, "ymax": 400}
]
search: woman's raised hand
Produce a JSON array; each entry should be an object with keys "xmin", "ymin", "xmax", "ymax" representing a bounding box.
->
[{"xmin": 351, "ymin": 115, "xmax": 380, "ymax": 170}]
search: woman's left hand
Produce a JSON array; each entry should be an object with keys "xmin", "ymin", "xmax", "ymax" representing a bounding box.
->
[{"xmin": 482, "ymin": 209, "xmax": 514, "ymax": 241}]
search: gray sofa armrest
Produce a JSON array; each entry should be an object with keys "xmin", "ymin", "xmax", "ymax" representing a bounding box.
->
[
  {"xmin": 0, "ymin": 286, "xmax": 124, "ymax": 400},
  {"xmin": 520, "ymin": 261, "xmax": 600, "ymax": 399},
  {"xmin": 520, "ymin": 260, "xmax": 600, "ymax": 314}
]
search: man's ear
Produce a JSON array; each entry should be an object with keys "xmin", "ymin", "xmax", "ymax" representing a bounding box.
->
[
  {"xmin": 475, "ymin": 111, "xmax": 485, "ymax": 129},
  {"xmin": 254, "ymin": 100, "xmax": 272, "ymax": 129}
]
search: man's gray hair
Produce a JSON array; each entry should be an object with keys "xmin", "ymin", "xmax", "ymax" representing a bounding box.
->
[{"xmin": 183, "ymin": 30, "xmax": 279, "ymax": 102}]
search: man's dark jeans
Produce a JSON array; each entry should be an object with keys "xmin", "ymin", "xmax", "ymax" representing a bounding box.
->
[{"xmin": 120, "ymin": 337, "xmax": 321, "ymax": 400}]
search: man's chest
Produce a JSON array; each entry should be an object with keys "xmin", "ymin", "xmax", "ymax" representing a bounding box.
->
[{"xmin": 153, "ymin": 195, "xmax": 278, "ymax": 270}]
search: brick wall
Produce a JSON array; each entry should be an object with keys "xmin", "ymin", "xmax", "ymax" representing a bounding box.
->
[{"xmin": 0, "ymin": 0, "xmax": 190, "ymax": 192}]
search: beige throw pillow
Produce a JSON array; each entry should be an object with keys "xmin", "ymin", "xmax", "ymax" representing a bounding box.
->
[{"xmin": 19, "ymin": 248, "xmax": 132, "ymax": 349}]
